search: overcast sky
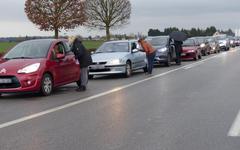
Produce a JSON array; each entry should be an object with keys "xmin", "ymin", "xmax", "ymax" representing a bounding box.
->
[{"xmin": 0, "ymin": 0, "xmax": 240, "ymax": 37}]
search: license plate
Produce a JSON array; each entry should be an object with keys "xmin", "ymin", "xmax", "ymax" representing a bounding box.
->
[
  {"xmin": 0, "ymin": 79, "xmax": 12, "ymax": 84},
  {"xmin": 181, "ymin": 53, "xmax": 186, "ymax": 56},
  {"xmin": 91, "ymin": 65, "xmax": 105, "ymax": 70}
]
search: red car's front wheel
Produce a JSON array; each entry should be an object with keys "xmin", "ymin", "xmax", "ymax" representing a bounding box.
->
[{"xmin": 40, "ymin": 74, "xmax": 53, "ymax": 96}]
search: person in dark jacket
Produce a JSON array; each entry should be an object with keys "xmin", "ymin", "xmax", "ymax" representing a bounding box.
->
[
  {"xmin": 174, "ymin": 40, "xmax": 183, "ymax": 65},
  {"xmin": 69, "ymin": 36, "xmax": 92, "ymax": 91}
]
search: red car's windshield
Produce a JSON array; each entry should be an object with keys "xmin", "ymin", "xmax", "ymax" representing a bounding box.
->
[
  {"xmin": 183, "ymin": 39, "xmax": 195, "ymax": 47},
  {"xmin": 4, "ymin": 40, "xmax": 52, "ymax": 59}
]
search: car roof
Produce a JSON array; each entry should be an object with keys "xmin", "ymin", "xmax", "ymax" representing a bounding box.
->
[
  {"xmin": 147, "ymin": 36, "xmax": 169, "ymax": 38},
  {"xmin": 188, "ymin": 37, "xmax": 197, "ymax": 40},
  {"xmin": 22, "ymin": 39, "xmax": 67, "ymax": 43},
  {"xmin": 104, "ymin": 40, "xmax": 137, "ymax": 44}
]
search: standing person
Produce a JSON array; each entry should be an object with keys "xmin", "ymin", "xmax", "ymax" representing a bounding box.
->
[
  {"xmin": 69, "ymin": 36, "xmax": 92, "ymax": 91},
  {"xmin": 138, "ymin": 38, "xmax": 156, "ymax": 74},
  {"xmin": 174, "ymin": 40, "xmax": 183, "ymax": 65}
]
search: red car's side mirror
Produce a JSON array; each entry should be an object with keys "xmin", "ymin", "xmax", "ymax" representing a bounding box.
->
[{"xmin": 56, "ymin": 54, "xmax": 65, "ymax": 59}]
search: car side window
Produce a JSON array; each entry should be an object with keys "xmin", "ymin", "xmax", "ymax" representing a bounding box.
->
[
  {"xmin": 63, "ymin": 42, "xmax": 71, "ymax": 53},
  {"xmin": 51, "ymin": 42, "xmax": 66, "ymax": 60},
  {"xmin": 131, "ymin": 42, "xmax": 137, "ymax": 50}
]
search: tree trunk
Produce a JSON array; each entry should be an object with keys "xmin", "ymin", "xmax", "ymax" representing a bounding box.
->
[
  {"xmin": 54, "ymin": 28, "xmax": 59, "ymax": 39},
  {"xmin": 106, "ymin": 27, "xmax": 110, "ymax": 41}
]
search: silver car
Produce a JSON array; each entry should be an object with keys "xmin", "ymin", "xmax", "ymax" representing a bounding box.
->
[{"xmin": 89, "ymin": 40, "xmax": 147, "ymax": 78}]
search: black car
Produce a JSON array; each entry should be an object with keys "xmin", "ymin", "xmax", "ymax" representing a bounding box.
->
[{"xmin": 146, "ymin": 36, "xmax": 176, "ymax": 67}]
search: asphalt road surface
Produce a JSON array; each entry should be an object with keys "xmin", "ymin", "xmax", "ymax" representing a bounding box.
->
[{"xmin": 0, "ymin": 48, "xmax": 240, "ymax": 150}]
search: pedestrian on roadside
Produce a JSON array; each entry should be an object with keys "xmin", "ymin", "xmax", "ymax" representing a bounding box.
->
[
  {"xmin": 174, "ymin": 40, "xmax": 183, "ymax": 65},
  {"xmin": 69, "ymin": 36, "xmax": 92, "ymax": 91},
  {"xmin": 138, "ymin": 38, "xmax": 156, "ymax": 74}
]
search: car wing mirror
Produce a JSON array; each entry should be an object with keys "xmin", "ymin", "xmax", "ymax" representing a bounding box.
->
[
  {"xmin": 132, "ymin": 49, "xmax": 139, "ymax": 53},
  {"xmin": 56, "ymin": 54, "xmax": 65, "ymax": 59}
]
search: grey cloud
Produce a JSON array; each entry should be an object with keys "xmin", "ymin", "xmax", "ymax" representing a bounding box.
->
[
  {"xmin": 132, "ymin": 0, "xmax": 240, "ymax": 17},
  {"xmin": 0, "ymin": 0, "xmax": 27, "ymax": 21},
  {"xmin": 0, "ymin": 0, "xmax": 239, "ymax": 37}
]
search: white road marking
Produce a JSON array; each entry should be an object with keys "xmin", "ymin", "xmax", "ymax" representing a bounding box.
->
[
  {"xmin": 0, "ymin": 51, "xmax": 235, "ymax": 130},
  {"xmin": 183, "ymin": 61, "xmax": 205, "ymax": 70},
  {"xmin": 226, "ymin": 48, "xmax": 240, "ymax": 137},
  {"xmin": 228, "ymin": 110, "xmax": 240, "ymax": 137}
]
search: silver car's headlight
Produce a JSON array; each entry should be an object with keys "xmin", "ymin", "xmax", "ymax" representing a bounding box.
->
[
  {"xmin": 158, "ymin": 47, "xmax": 167, "ymax": 52},
  {"xmin": 108, "ymin": 59, "xmax": 121, "ymax": 65}
]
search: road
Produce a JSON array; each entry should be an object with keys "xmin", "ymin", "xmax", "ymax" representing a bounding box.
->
[{"xmin": 0, "ymin": 49, "xmax": 240, "ymax": 150}]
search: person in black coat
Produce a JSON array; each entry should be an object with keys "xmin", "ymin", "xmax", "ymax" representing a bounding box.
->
[
  {"xmin": 174, "ymin": 40, "xmax": 183, "ymax": 65},
  {"xmin": 70, "ymin": 36, "xmax": 92, "ymax": 91}
]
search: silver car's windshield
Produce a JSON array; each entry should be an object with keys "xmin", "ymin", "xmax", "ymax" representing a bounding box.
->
[
  {"xmin": 4, "ymin": 40, "xmax": 51, "ymax": 59},
  {"xmin": 96, "ymin": 42, "xmax": 129, "ymax": 53},
  {"xmin": 147, "ymin": 37, "xmax": 168, "ymax": 47}
]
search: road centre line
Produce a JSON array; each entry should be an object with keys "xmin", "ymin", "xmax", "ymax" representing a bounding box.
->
[
  {"xmin": 0, "ymin": 51, "xmax": 235, "ymax": 130},
  {"xmin": 228, "ymin": 110, "xmax": 240, "ymax": 137},
  {"xmin": 183, "ymin": 61, "xmax": 205, "ymax": 70}
]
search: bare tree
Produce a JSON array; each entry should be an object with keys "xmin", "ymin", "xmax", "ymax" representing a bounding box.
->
[
  {"xmin": 25, "ymin": 0, "xmax": 86, "ymax": 39},
  {"xmin": 85, "ymin": 0, "xmax": 131, "ymax": 41}
]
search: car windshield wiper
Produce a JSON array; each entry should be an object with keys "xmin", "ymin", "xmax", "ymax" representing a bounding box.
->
[
  {"xmin": 9, "ymin": 57, "xmax": 33, "ymax": 59},
  {"xmin": 96, "ymin": 51, "xmax": 116, "ymax": 53},
  {"xmin": 106, "ymin": 51, "xmax": 118, "ymax": 53},
  {"xmin": 95, "ymin": 51, "xmax": 104, "ymax": 53}
]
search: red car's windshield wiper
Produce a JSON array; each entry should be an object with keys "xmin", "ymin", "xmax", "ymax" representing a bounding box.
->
[{"xmin": 8, "ymin": 57, "xmax": 33, "ymax": 59}]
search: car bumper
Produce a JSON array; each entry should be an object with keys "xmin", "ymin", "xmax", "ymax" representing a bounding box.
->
[
  {"xmin": 89, "ymin": 64, "xmax": 126, "ymax": 75},
  {"xmin": 201, "ymin": 47, "xmax": 210, "ymax": 53},
  {"xmin": 210, "ymin": 47, "xmax": 218, "ymax": 53},
  {"xmin": 181, "ymin": 52, "xmax": 196, "ymax": 60},
  {"xmin": 0, "ymin": 73, "xmax": 42, "ymax": 93},
  {"xmin": 220, "ymin": 46, "xmax": 228, "ymax": 50},
  {"xmin": 154, "ymin": 55, "xmax": 168, "ymax": 64},
  {"xmin": 154, "ymin": 52, "xmax": 168, "ymax": 64}
]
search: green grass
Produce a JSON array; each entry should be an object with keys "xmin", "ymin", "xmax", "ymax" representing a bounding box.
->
[
  {"xmin": 83, "ymin": 40, "xmax": 104, "ymax": 50},
  {"xmin": 0, "ymin": 42, "xmax": 17, "ymax": 53},
  {"xmin": 0, "ymin": 40, "xmax": 104, "ymax": 53}
]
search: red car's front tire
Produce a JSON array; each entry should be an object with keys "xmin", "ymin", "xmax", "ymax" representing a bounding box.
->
[{"xmin": 40, "ymin": 74, "xmax": 53, "ymax": 96}]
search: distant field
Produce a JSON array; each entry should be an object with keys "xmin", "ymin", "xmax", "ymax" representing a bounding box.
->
[
  {"xmin": 83, "ymin": 40, "xmax": 104, "ymax": 50},
  {"xmin": 0, "ymin": 42, "xmax": 18, "ymax": 53},
  {"xmin": 0, "ymin": 40, "xmax": 104, "ymax": 53}
]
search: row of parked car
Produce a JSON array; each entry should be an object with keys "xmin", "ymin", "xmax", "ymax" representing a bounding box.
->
[
  {"xmin": 0, "ymin": 35, "xmax": 236, "ymax": 96},
  {"xmin": 89, "ymin": 35, "xmax": 236, "ymax": 78}
]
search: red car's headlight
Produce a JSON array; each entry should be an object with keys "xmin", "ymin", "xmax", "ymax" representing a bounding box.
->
[
  {"xmin": 18, "ymin": 63, "xmax": 41, "ymax": 74},
  {"xmin": 187, "ymin": 50, "xmax": 195, "ymax": 53}
]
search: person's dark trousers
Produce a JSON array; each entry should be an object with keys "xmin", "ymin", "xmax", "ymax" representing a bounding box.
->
[
  {"xmin": 176, "ymin": 50, "xmax": 182, "ymax": 65},
  {"xmin": 147, "ymin": 51, "xmax": 156, "ymax": 74}
]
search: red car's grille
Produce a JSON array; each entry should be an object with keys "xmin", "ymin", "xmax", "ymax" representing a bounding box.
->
[{"xmin": 0, "ymin": 76, "xmax": 21, "ymax": 89}]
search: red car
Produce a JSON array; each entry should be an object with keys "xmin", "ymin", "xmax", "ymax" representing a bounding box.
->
[
  {"xmin": 181, "ymin": 38, "xmax": 202, "ymax": 61},
  {"xmin": 0, "ymin": 39, "xmax": 80, "ymax": 96}
]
